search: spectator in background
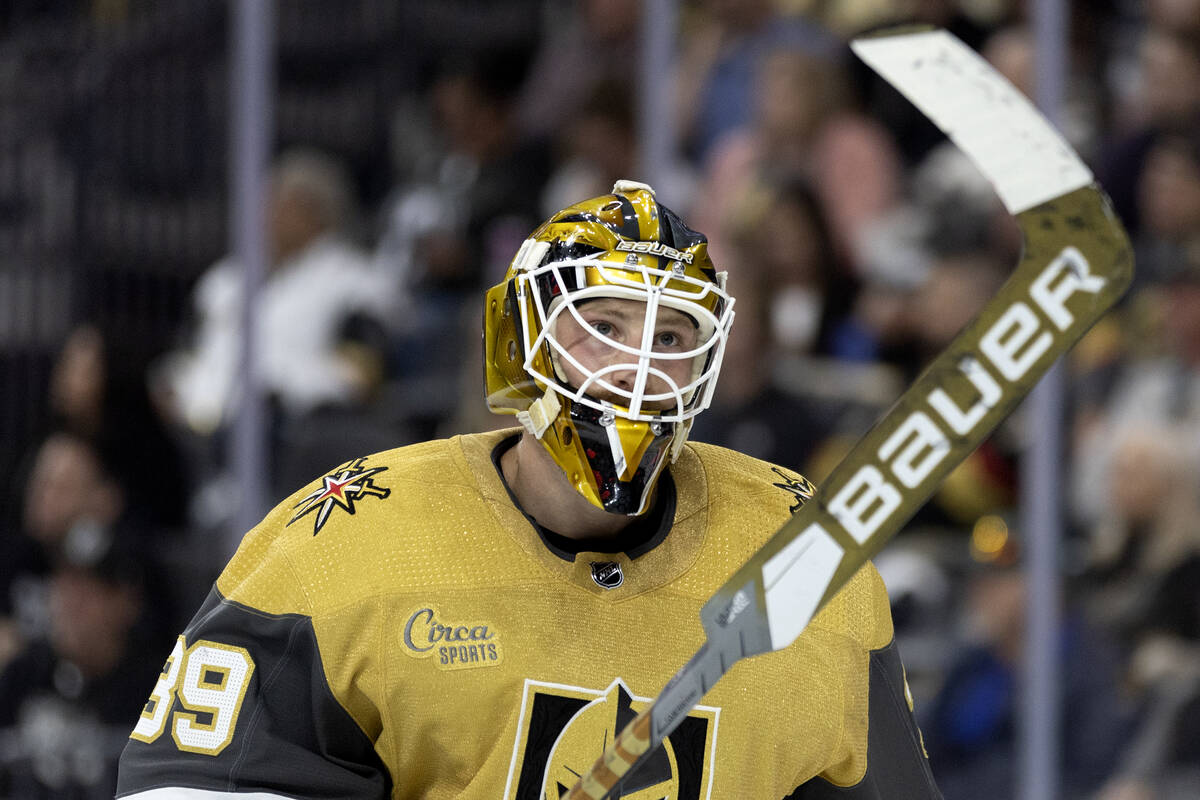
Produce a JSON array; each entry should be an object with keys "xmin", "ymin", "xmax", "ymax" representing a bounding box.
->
[
  {"xmin": 725, "ymin": 176, "xmax": 850, "ymax": 358},
  {"xmin": 923, "ymin": 549, "xmax": 1135, "ymax": 800},
  {"xmin": 48, "ymin": 322, "xmax": 189, "ymax": 532},
  {"xmin": 1093, "ymin": 512, "xmax": 1200, "ymax": 799},
  {"xmin": 1069, "ymin": 248, "xmax": 1200, "ymax": 675},
  {"xmin": 1, "ymin": 433, "xmax": 128, "ymax": 670},
  {"xmin": 1088, "ymin": 422, "xmax": 1200, "ymax": 798},
  {"xmin": 826, "ymin": 202, "xmax": 928, "ymax": 372},
  {"xmin": 691, "ymin": 176, "xmax": 884, "ymax": 475},
  {"xmin": 515, "ymin": 0, "xmax": 641, "ymax": 142},
  {"xmin": 539, "ymin": 79, "xmax": 701, "ymax": 220},
  {"xmin": 539, "ymin": 80, "xmax": 640, "ymax": 222},
  {"xmin": 688, "ymin": 240, "xmax": 840, "ymax": 475},
  {"xmin": 415, "ymin": 47, "xmax": 551, "ymax": 290},
  {"xmin": 374, "ymin": 47, "xmax": 551, "ymax": 437},
  {"xmin": 0, "ymin": 528, "xmax": 168, "ymax": 800},
  {"xmin": 673, "ymin": 0, "xmax": 838, "ymax": 166},
  {"xmin": 1075, "ymin": 421, "xmax": 1200, "ymax": 648},
  {"xmin": 1, "ymin": 428, "xmax": 180, "ymax": 688},
  {"xmin": 1131, "ymin": 121, "xmax": 1200, "ymax": 285},
  {"xmin": 691, "ymin": 43, "xmax": 903, "ymax": 272},
  {"xmin": 158, "ymin": 148, "xmax": 393, "ymax": 439},
  {"xmin": 1096, "ymin": 25, "xmax": 1200, "ymax": 237},
  {"xmin": 375, "ymin": 47, "xmax": 550, "ymax": 291},
  {"xmin": 539, "ymin": 78, "xmax": 700, "ymax": 223},
  {"xmin": 1072, "ymin": 225, "xmax": 1200, "ymax": 538}
]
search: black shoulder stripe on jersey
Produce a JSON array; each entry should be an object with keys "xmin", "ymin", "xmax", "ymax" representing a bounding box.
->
[
  {"xmin": 116, "ymin": 588, "xmax": 392, "ymax": 799},
  {"xmin": 783, "ymin": 639, "xmax": 943, "ymax": 799}
]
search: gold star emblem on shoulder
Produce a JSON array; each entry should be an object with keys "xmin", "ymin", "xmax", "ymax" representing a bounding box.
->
[{"xmin": 288, "ymin": 457, "xmax": 390, "ymax": 535}]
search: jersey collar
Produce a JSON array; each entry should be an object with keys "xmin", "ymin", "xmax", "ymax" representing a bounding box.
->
[{"xmin": 455, "ymin": 429, "xmax": 710, "ymax": 599}]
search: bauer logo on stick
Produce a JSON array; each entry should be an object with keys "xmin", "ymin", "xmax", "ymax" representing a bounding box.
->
[{"xmin": 825, "ymin": 245, "xmax": 1109, "ymax": 547}]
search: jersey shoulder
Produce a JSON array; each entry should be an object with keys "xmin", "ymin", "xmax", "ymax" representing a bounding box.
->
[
  {"xmin": 681, "ymin": 440, "xmax": 816, "ymax": 528},
  {"xmin": 215, "ymin": 431, "xmax": 515, "ymax": 616},
  {"xmin": 810, "ymin": 558, "xmax": 895, "ymax": 653},
  {"xmin": 680, "ymin": 440, "xmax": 891, "ymax": 650}
]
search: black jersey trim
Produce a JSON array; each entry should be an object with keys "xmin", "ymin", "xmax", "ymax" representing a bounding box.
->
[
  {"xmin": 116, "ymin": 588, "xmax": 392, "ymax": 799},
  {"xmin": 490, "ymin": 435, "xmax": 677, "ymax": 562},
  {"xmin": 783, "ymin": 639, "xmax": 942, "ymax": 799}
]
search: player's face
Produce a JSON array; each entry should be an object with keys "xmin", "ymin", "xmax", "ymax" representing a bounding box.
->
[{"xmin": 554, "ymin": 297, "xmax": 699, "ymax": 411}]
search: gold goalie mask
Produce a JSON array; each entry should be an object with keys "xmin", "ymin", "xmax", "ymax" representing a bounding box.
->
[{"xmin": 484, "ymin": 180, "xmax": 735, "ymax": 515}]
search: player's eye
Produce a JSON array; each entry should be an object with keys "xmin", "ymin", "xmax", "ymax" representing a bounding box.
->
[
  {"xmin": 590, "ymin": 320, "xmax": 616, "ymax": 339},
  {"xmin": 653, "ymin": 326, "xmax": 695, "ymax": 351}
]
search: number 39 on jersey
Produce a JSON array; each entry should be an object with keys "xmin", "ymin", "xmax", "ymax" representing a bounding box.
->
[{"xmin": 131, "ymin": 635, "xmax": 256, "ymax": 756}]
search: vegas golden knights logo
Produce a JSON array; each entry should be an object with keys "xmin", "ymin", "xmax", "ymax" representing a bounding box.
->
[
  {"xmin": 505, "ymin": 679, "xmax": 718, "ymax": 800},
  {"xmin": 770, "ymin": 467, "xmax": 816, "ymax": 514},
  {"xmin": 288, "ymin": 457, "xmax": 390, "ymax": 536}
]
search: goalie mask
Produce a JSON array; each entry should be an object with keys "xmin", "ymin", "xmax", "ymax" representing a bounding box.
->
[{"xmin": 484, "ymin": 180, "xmax": 735, "ymax": 515}]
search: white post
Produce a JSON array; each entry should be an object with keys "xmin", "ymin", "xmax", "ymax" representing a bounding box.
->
[
  {"xmin": 229, "ymin": 0, "xmax": 275, "ymax": 554},
  {"xmin": 638, "ymin": 0, "xmax": 677, "ymax": 195},
  {"xmin": 1021, "ymin": 2, "xmax": 1068, "ymax": 798}
]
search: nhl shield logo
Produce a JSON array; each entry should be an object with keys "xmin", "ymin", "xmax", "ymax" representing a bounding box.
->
[{"xmin": 589, "ymin": 561, "xmax": 624, "ymax": 589}]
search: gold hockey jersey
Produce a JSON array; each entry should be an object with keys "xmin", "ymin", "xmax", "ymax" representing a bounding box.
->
[{"xmin": 116, "ymin": 429, "xmax": 939, "ymax": 799}]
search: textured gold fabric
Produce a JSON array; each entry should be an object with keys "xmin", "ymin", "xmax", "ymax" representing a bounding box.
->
[{"xmin": 215, "ymin": 429, "xmax": 894, "ymax": 798}]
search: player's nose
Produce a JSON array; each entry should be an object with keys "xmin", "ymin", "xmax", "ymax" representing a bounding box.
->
[
  {"xmin": 584, "ymin": 369, "xmax": 634, "ymax": 406},
  {"xmin": 606, "ymin": 365, "xmax": 636, "ymax": 391}
]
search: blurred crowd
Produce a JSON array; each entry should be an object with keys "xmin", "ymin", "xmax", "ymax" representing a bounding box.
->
[{"xmin": 2, "ymin": 0, "xmax": 1200, "ymax": 797}]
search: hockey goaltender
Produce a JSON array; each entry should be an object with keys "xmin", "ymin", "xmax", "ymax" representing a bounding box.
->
[{"xmin": 115, "ymin": 180, "xmax": 941, "ymax": 799}]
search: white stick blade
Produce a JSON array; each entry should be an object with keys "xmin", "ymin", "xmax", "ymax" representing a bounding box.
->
[{"xmin": 851, "ymin": 29, "xmax": 1092, "ymax": 213}]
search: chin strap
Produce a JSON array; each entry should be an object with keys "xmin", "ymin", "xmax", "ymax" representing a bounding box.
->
[
  {"xmin": 517, "ymin": 390, "xmax": 561, "ymax": 439},
  {"xmin": 598, "ymin": 402, "xmax": 628, "ymax": 478}
]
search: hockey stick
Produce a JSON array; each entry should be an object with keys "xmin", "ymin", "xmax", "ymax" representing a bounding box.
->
[{"xmin": 565, "ymin": 26, "xmax": 1133, "ymax": 800}]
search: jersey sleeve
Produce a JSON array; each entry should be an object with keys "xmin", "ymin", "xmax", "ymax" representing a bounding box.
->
[
  {"xmin": 784, "ymin": 639, "xmax": 942, "ymax": 799},
  {"xmin": 786, "ymin": 565, "xmax": 942, "ymax": 799},
  {"xmin": 115, "ymin": 585, "xmax": 391, "ymax": 799}
]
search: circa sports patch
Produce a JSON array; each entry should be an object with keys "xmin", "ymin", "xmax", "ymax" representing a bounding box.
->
[
  {"xmin": 399, "ymin": 606, "xmax": 503, "ymax": 671},
  {"xmin": 287, "ymin": 457, "xmax": 391, "ymax": 536}
]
